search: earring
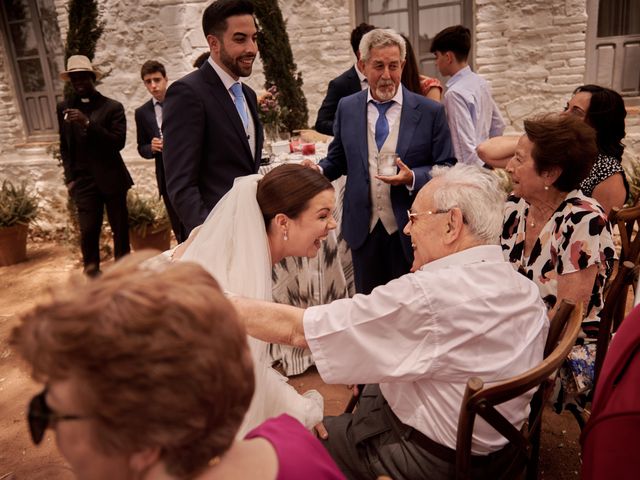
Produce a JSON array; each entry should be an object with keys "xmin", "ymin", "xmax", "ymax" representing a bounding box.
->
[
  {"xmin": 544, "ymin": 185, "xmax": 549, "ymax": 191},
  {"xmin": 283, "ymin": 231, "xmax": 288, "ymax": 241}
]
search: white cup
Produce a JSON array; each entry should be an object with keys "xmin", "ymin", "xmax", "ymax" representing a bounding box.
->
[{"xmin": 377, "ymin": 152, "xmax": 398, "ymax": 176}]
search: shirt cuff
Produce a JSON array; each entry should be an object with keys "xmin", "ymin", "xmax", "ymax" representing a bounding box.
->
[{"xmin": 406, "ymin": 170, "xmax": 416, "ymax": 192}]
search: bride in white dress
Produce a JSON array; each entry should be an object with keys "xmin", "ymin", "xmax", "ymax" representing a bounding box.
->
[{"xmin": 172, "ymin": 164, "xmax": 336, "ymax": 436}]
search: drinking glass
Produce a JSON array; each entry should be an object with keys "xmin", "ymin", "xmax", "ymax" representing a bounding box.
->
[{"xmin": 376, "ymin": 152, "xmax": 398, "ymax": 176}]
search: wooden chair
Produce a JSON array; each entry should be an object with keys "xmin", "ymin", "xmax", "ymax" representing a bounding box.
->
[
  {"xmin": 455, "ymin": 300, "xmax": 582, "ymax": 480},
  {"xmin": 610, "ymin": 203, "xmax": 640, "ymax": 267},
  {"xmin": 593, "ymin": 260, "xmax": 637, "ymax": 391}
]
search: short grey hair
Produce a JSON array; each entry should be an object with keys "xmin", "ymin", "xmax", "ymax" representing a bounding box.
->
[
  {"xmin": 359, "ymin": 29, "xmax": 406, "ymax": 62},
  {"xmin": 430, "ymin": 164, "xmax": 506, "ymax": 244}
]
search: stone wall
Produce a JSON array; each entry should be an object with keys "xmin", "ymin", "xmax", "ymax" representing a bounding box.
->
[
  {"xmin": 475, "ymin": 0, "xmax": 639, "ymax": 167},
  {"xmin": 1, "ymin": 0, "xmax": 639, "ymax": 234},
  {"xmin": 0, "ymin": 32, "xmax": 26, "ymax": 156}
]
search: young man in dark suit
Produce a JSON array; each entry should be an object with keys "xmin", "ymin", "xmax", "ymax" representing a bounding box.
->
[
  {"xmin": 314, "ymin": 23, "xmax": 375, "ymax": 136},
  {"xmin": 57, "ymin": 55, "xmax": 132, "ymax": 277},
  {"xmin": 134, "ymin": 60, "xmax": 186, "ymax": 242},
  {"xmin": 163, "ymin": 0, "xmax": 263, "ymax": 235}
]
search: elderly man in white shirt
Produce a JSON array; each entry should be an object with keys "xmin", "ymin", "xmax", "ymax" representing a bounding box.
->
[{"xmin": 232, "ymin": 164, "xmax": 548, "ymax": 480}]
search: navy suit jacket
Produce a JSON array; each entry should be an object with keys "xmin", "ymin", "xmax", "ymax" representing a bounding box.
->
[
  {"xmin": 314, "ymin": 66, "xmax": 362, "ymax": 136},
  {"xmin": 162, "ymin": 62, "xmax": 263, "ymax": 234},
  {"xmin": 134, "ymin": 99, "xmax": 166, "ymax": 196},
  {"xmin": 319, "ymin": 86, "xmax": 456, "ymax": 259}
]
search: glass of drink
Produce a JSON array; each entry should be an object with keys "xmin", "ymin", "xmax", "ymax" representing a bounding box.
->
[{"xmin": 376, "ymin": 152, "xmax": 398, "ymax": 176}]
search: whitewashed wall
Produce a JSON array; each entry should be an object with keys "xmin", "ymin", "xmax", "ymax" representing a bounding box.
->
[{"xmin": 0, "ymin": 0, "xmax": 638, "ymax": 232}]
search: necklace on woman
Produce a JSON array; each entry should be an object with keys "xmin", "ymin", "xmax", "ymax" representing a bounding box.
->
[{"xmin": 528, "ymin": 203, "xmax": 555, "ymax": 229}]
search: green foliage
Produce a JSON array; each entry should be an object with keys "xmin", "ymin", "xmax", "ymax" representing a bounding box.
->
[
  {"xmin": 127, "ymin": 191, "xmax": 170, "ymax": 237},
  {"xmin": 253, "ymin": 0, "xmax": 308, "ymax": 132},
  {"xmin": 0, "ymin": 180, "xmax": 38, "ymax": 228},
  {"xmin": 63, "ymin": 0, "xmax": 105, "ymax": 99}
]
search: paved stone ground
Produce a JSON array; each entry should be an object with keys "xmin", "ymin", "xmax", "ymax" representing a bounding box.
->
[{"xmin": 0, "ymin": 241, "xmax": 582, "ymax": 479}]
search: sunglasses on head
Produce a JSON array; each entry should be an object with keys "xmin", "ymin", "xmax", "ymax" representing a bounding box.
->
[{"xmin": 28, "ymin": 389, "xmax": 87, "ymax": 445}]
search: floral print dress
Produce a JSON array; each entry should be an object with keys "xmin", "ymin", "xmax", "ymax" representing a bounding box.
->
[{"xmin": 501, "ymin": 190, "xmax": 616, "ymax": 393}]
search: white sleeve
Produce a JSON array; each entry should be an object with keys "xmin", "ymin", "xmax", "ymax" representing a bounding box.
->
[{"xmin": 303, "ymin": 274, "xmax": 439, "ymax": 385}]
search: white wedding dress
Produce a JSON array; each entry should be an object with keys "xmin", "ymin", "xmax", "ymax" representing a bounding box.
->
[{"xmin": 179, "ymin": 174, "xmax": 323, "ymax": 437}]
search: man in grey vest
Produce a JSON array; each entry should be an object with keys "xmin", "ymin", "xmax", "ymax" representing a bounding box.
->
[{"xmin": 314, "ymin": 28, "xmax": 455, "ymax": 294}]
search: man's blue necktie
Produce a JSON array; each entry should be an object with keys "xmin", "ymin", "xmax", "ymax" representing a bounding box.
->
[
  {"xmin": 230, "ymin": 82, "xmax": 249, "ymax": 129},
  {"xmin": 374, "ymin": 101, "xmax": 394, "ymax": 151}
]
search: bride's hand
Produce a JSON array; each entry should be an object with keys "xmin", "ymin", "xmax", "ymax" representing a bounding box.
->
[{"xmin": 314, "ymin": 421, "xmax": 329, "ymax": 440}]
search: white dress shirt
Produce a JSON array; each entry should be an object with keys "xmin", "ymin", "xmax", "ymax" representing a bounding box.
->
[
  {"xmin": 355, "ymin": 64, "xmax": 368, "ymax": 90},
  {"xmin": 444, "ymin": 66, "xmax": 505, "ymax": 166},
  {"xmin": 303, "ymin": 244, "xmax": 548, "ymax": 454}
]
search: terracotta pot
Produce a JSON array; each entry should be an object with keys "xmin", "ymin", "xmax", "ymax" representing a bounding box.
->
[
  {"xmin": 0, "ymin": 223, "xmax": 29, "ymax": 266},
  {"xmin": 129, "ymin": 228, "xmax": 171, "ymax": 252}
]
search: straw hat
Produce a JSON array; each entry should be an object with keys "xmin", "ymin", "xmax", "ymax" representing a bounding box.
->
[{"xmin": 59, "ymin": 55, "xmax": 102, "ymax": 81}]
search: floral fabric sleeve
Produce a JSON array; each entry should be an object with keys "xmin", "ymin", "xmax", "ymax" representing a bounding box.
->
[{"xmin": 555, "ymin": 196, "xmax": 615, "ymax": 276}]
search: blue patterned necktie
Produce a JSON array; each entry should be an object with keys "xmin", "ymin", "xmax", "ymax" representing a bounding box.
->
[
  {"xmin": 374, "ymin": 101, "xmax": 394, "ymax": 151},
  {"xmin": 230, "ymin": 82, "xmax": 249, "ymax": 129}
]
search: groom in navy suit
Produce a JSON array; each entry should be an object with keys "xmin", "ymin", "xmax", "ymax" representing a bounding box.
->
[
  {"xmin": 135, "ymin": 60, "xmax": 186, "ymax": 242},
  {"xmin": 163, "ymin": 0, "xmax": 263, "ymax": 235},
  {"xmin": 318, "ymin": 29, "xmax": 456, "ymax": 294}
]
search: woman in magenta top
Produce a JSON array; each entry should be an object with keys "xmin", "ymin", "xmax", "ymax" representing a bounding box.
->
[{"xmin": 246, "ymin": 414, "xmax": 345, "ymax": 479}]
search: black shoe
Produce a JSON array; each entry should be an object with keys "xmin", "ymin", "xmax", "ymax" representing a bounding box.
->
[{"xmin": 83, "ymin": 264, "xmax": 101, "ymax": 278}]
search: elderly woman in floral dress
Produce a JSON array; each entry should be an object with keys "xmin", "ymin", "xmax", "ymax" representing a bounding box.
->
[{"xmin": 501, "ymin": 114, "xmax": 616, "ymax": 394}]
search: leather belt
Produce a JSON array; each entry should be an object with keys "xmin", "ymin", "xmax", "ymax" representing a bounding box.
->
[{"xmin": 406, "ymin": 427, "xmax": 511, "ymax": 466}]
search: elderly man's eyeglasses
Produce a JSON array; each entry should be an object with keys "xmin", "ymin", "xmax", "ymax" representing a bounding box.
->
[
  {"xmin": 407, "ymin": 209, "xmax": 450, "ymax": 224},
  {"xmin": 407, "ymin": 208, "xmax": 467, "ymax": 225},
  {"xmin": 28, "ymin": 389, "xmax": 88, "ymax": 445}
]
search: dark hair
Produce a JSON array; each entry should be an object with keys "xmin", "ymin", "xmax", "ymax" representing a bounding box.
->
[
  {"xmin": 140, "ymin": 60, "xmax": 166, "ymax": 80},
  {"xmin": 524, "ymin": 114, "xmax": 597, "ymax": 192},
  {"xmin": 573, "ymin": 84, "xmax": 626, "ymax": 159},
  {"xmin": 350, "ymin": 22, "xmax": 376, "ymax": 57},
  {"xmin": 429, "ymin": 25, "xmax": 471, "ymax": 62},
  {"xmin": 12, "ymin": 254, "xmax": 254, "ymax": 478},
  {"xmin": 257, "ymin": 164, "xmax": 333, "ymax": 227},
  {"xmin": 193, "ymin": 51, "xmax": 210, "ymax": 69},
  {"xmin": 401, "ymin": 34, "xmax": 422, "ymax": 94},
  {"xmin": 202, "ymin": 0, "xmax": 255, "ymax": 37}
]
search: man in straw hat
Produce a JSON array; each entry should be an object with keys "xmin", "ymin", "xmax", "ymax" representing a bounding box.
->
[{"xmin": 57, "ymin": 55, "xmax": 133, "ymax": 277}]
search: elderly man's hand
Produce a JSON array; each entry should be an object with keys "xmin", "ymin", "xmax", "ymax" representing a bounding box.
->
[
  {"xmin": 375, "ymin": 158, "xmax": 413, "ymax": 186},
  {"xmin": 314, "ymin": 421, "xmax": 329, "ymax": 440}
]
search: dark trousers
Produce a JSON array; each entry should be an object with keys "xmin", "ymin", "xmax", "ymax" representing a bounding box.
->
[
  {"xmin": 72, "ymin": 177, "xmax": 130, "ymax": 273},
  {"xmin": 351, "ymin": 221, "xmax": 411, "ymax": 295},
  {"xmin": 161, "ymin": 192, "xmax": 186, "ymax": 243},
  {"xmin": 322, "ymin": 385, "xmax": 516, "ymax": 480}
]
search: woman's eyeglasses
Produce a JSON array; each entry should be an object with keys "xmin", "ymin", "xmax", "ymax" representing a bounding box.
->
[{"xmin": 28, "ymin": 389, "xmax": 88, "ymax": 444}]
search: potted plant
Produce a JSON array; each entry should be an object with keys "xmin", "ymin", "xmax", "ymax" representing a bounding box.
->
[
  {"xmin": 127, "ymin": 190, "xmax": 171, "ymax": 252},
  {"xmin": 0, "ymin": 180, "xmax": 38, "ymax": 266}
]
